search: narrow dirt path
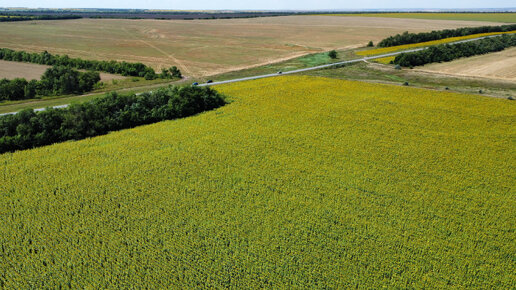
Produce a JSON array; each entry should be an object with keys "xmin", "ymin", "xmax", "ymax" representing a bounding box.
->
[{"xmin": 121, "ymin": 27, "xmax": 192, "ymax": 75}]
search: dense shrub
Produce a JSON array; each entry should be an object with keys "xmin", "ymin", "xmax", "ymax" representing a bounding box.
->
[
  {"xmin": 0, "ymin": 85, "xmax": 225, "ymax": 153},
  {"xmin": 0, "ymin": 66, "xmax": 100, "ymax": 101},
  {"xmin": 328, "ymin": 50, "xmax": 338, "ymax": 59},
  {"xmin": 378, "ymin": 24, "xmax": 516, "ymax": 47},
  {"xmin": 393, "ymin": 34, "xmax": 516, "ymax": 67},
  {"xmin": 0, "ymin": 48, "xmax": 181, "ymax": 79},
  {"xmin": 0, "ymin": 78, "xmax": 28, "ymax": 100}
]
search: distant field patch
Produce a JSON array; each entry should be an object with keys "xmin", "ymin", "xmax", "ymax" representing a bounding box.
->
[
  {"xmin": 357, "ymin": 30, "xmax": 516, "ymax": 56},
  {"xmin": 418, "ymin": 47, "xmax": 516, "ymax": 81},
  {"xmin": 0, "ymin": 60, "xmax": 126, "ymax": 81},
  {"xmin": 0, "ymin": 16, "xmax": 504, "ymax": 77},
  {"xmin": 322, "ymin": 13, "xmax": 516, "ymax": 23}
]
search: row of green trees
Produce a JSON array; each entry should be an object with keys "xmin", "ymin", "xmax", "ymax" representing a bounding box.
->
[
  {"xmin": 378, "ymin": 24, "xmax": 516, "ymax": 47},
  {"xmin": 0, "ymin": 14, "xmax": 81, "ymax": 22},
  {"xmin": 0, "ymin": 66, "xmax": 100, "ymax": 101},
  {"xmin": 0, "ymin": 85, "xmax": 225, "ymax": 153},
  {"xmin": 393, "ymin": 34, "xmax": 516, "ymax": 67},
  {"xmin": 0, "ymin": 48, "xmax": 182, "ymax": 79}
]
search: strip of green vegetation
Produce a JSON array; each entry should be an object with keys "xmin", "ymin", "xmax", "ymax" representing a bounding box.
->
[
  {"xmin": 1, "ymin": 66, "xmax": 100, "ymax": 102},
  {"xmin": 0, "ymin": 48, "xmax": 182, "ymax": 80},
  {"xmin": 0, "ymin": 86, "xmax": 225, "ymax": 153},
  {"xmin": 394, "ymin": 34, "xmax": 516, "ymax": 67}
]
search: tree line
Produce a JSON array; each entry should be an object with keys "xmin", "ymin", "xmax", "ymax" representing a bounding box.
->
[
  {"xmin": 0, "ymin": 66, "xmax": 100, "ymax": 101},
  {"xmin": 0, "ymin": 48, "xmax": 182, "ymax": 80},
  {"xmin": 0, "ymin": 85, "xmax": 225, "ymax": 153},
  {"xmin": 0, "ymin": 14, "xmax": 81, "ymax": 22},
  {"xmin": 393, "ymin": 34, "xmax": 516, "ymax": 67},
  {"xmin": 378, "ymin": 24, "xmax": 516, "ymax": 47}
]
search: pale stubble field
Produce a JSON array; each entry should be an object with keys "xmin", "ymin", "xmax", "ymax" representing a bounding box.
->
[{"xmin": 419, "ymin": 47, "xmax": 516, "ymax": 82}]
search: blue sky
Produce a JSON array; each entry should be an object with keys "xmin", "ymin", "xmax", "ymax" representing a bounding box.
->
[{"xmin": 1, "ymin": 0, "xmax": 514, "ymax": 10}]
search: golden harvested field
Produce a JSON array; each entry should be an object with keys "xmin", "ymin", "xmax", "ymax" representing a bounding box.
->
[
  {"xmin": 0, "ymin": 16, "xmax": 504, "ymax": 77},
  {"xmin": 0, "ymin": 60, "xmax": 126, "ymax": 81},
  {"xmin": 0, "ymin": 76, "xmax": 515, "ymax": 288},
  {"xmin": 418, "ymin": 47, "xmax": 516, "ymax": 81}
]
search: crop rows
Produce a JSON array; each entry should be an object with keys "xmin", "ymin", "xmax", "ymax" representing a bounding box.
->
[{"xmin": 0, "ymin": 76, "xmax": 514, "ymax": 288}]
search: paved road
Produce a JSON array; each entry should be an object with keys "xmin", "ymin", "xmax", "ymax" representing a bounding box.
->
[
  {"xmin": 199, "ymin": 34, "xmax": 512, "ymax": 87},
  {"xmin": 1, "ymin": 33, "xmax": 512, "ymax": 117},
  {"xmin": 197, "ymin": 49, "xmax": 423, "ymax": 87}
]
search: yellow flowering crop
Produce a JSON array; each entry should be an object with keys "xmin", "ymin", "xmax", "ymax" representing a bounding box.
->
[
  {"xmin": 374, "ymin": 56, "xmax": 396, "ymax": 64},
  {"xmin": 0, "ymin": 76, "xmax": 514, "ymax": 288}
]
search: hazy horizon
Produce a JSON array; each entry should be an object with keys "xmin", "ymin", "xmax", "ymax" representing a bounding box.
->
[
  {"xmin": 2, "ymin": 8, "xmax": 516, "ymax": 12},
  {"xmin": 1, "ymin": 0, "xmax": 515, "ymax": 10}
]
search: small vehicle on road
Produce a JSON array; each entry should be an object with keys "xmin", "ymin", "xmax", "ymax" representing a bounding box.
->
[
  {"xmin": 206, "ymin": 80, "xmax": 213, "ymax": 83},
  {"xmin": 192, "ymin": 82, "xmax": 199, "ymax": 86},
  {"xmin": 277, "ymin": 71, "xmax": 283, "ymax": 74}
]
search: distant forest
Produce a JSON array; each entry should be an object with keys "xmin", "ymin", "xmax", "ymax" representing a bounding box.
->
[
  {"xmin": 0, "ymin": 10, "xmax": 295, "ymax": 21},
  {"xmin": 0, "ymin": 14, "xmax": 81, "ymax": 22}
]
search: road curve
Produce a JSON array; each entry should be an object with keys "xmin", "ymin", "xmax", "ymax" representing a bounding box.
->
[{"xmin": 0, "ymin": 33, "xmax": 512, "ymax": 117}]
